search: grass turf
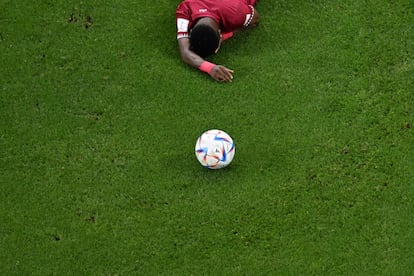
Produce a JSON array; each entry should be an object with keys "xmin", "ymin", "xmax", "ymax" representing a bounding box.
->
[{"xmin": 1, "ymin": 0, "xmax": 414, "ymax": 274}]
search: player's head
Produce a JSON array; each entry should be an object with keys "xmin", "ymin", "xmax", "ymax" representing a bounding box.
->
[{"xmin": 190, "ymin": 20, "xmax": 220, "ymax": 58}]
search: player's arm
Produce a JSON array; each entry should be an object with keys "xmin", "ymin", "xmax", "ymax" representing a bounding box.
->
[
  {"xmin": 177, "ymin": 37, "xmax": 234, "ymax": 82},
  {"xmin": 177, "ymin": 37, "xmax": 204, "ymax": 68}
]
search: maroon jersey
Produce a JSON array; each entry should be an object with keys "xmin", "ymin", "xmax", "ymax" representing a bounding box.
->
[{"xmin": 176, "ymin": 0, "xmax": 257, "ymax": 39}]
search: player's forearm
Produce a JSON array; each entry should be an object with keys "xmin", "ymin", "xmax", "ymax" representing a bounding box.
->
[
  {"xmin": 180, "ymin": 49, "xmax": 204, "ymax": 69},
  {"xmin": 177, "ymin": 37, "xmax": 204, "ymax": 69}
]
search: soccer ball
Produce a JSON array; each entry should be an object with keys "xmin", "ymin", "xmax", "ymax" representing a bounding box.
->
[{"xmin": 195, "ymin": 129, "xmax": 235, "ymax": 169}]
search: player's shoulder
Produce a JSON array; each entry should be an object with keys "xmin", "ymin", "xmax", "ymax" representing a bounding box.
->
[{"xmin": 176, "ymin": 0, "xmax": 192, "ymax": 13}]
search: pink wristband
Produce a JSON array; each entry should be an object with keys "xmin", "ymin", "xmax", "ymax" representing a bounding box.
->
[
  {"xmin": 199, "ymin": 61, "xmax": 215, "ymax": 74},
  {"xmin": 222, "ymin": 32, "xmax": 233, "ymax": 41}
]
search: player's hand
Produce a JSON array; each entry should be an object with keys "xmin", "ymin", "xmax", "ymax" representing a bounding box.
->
[{"xmin": 209, "ymin": 65, "xmax": 234, "ymax": 82}]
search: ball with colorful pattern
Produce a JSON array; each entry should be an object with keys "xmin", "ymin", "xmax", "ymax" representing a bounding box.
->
[{"xmin": 195, "ymin": 129, "xmax": 235, "ymax": 169}]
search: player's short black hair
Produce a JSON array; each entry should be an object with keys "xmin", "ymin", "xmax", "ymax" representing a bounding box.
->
[{"xmin": 190, "ymin": 24, "xmax": 220, "ymax": 58}]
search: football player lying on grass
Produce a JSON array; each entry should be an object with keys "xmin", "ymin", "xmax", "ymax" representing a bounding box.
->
[{"xmin": 176, "ymin": 0, "xmax": 260, "ymax": 82}]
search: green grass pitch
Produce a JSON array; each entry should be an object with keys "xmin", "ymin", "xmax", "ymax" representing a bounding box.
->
[{"xmin": 1, "ymin": 0, "xmax": 414, "ymax": 274}]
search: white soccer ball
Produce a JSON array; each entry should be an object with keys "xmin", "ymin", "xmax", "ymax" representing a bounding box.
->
[{"xmin": 195, "ymin": 129, "xmax": 235, "ymax": 169}]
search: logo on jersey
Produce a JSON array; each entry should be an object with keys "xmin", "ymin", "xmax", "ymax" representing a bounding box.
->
[{"xmin": 199, "ymin": 9, "xmax": 208, "ymax": 13}]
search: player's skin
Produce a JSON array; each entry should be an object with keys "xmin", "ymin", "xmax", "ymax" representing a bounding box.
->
[{"xmin": 177, "ymin": 9, "xmax": 260, "ymax": 83}]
